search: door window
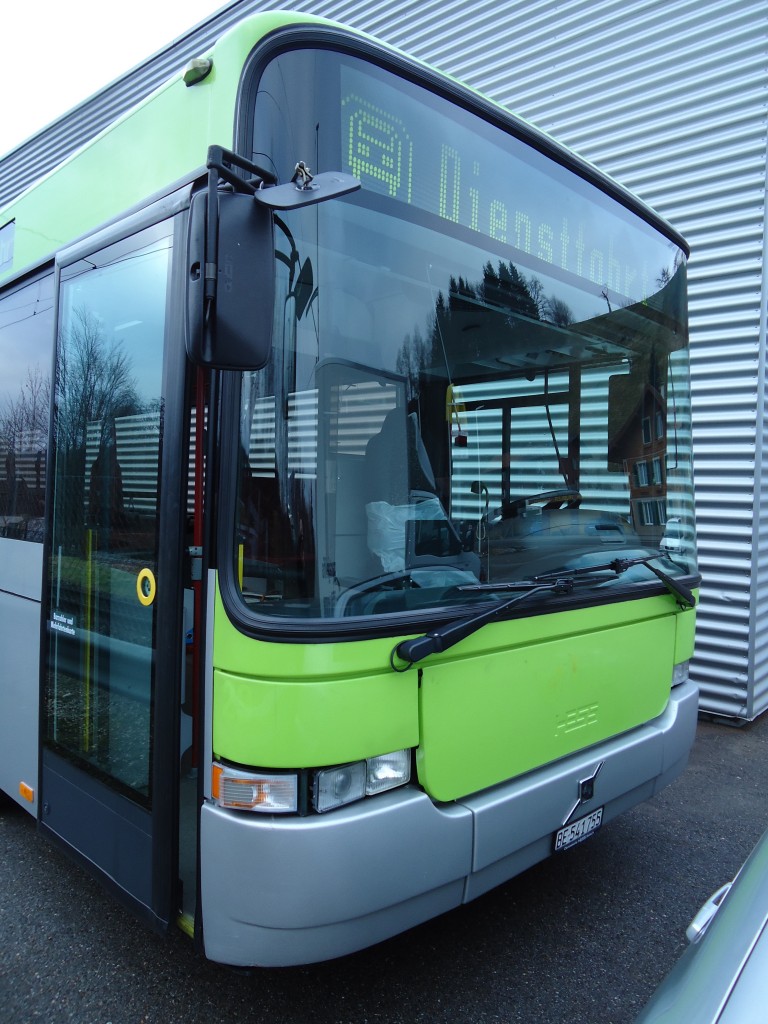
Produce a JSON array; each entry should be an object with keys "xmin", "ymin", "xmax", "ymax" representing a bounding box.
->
[{"xmin": 45, "ymin": 223, "xmax": 172, "ymax": 802}]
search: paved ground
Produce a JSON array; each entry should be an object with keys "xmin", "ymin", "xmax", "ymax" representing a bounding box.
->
[{"xmin": 2, "ymin": 710, "xmax": 767, "ymax": 1024}]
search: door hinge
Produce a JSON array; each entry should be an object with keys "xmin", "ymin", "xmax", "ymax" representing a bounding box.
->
[{"xmin": 188, "ymin": 546, "xmax": 203, "ymax": 582}]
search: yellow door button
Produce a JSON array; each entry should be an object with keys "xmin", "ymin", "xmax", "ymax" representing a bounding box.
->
[{"xmin": 136, "ymin": 568, "xmax": 157, "ymax": 606}]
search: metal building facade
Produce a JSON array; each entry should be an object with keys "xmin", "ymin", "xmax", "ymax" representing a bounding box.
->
[
  {"xmin": 2, "ymin": 0, "xmax": 767, "ymax": 717},
  {"xmin": 433, "ymin": 0, "xmax": 767, "ymax": 721}
]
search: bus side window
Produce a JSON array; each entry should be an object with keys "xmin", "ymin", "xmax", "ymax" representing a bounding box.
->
[{"xmin": 0, "ymin": 272, "xmax": 54, "ymax": 542}]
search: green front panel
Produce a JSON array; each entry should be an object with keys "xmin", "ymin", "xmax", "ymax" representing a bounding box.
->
[
  {"xmin": 213, "ymin": 580, "xmax": 694, "ymax": 793},
  {"xmin": 212, "ymin": 585, "xmax": 418, "ymax": 767},
  {"xmin": 417, "ymin": 599, "xmax": 683, "ymax": 802},
  {"xmin": 213, "ymin": 668, "xmax": 418, "ymax": 768},
  {"xmin": 674, "ymin": 598, "xmax": 697, "ymax": 664}
]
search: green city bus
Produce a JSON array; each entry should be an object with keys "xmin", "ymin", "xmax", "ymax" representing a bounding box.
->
[{"xmin": 0, "ymin": 11, "xmax": 699, "ymax": 966}]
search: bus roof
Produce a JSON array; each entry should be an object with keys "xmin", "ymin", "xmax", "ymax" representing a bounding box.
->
[{"xmin": 0, "ymin": 12, "xmax": 340, "ymax": 285}]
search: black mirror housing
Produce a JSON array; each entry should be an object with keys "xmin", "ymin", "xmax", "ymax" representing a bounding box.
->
[
  {"xmin": 186, "ymin": 190, "xmax": 275, "ymax": 370},
  {"xmin": 186, "ymin": 144, "xmax": 360, "ymax": 371}
]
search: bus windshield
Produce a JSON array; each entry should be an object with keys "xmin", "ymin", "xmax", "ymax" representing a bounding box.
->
[{"xmin": 232, "ymin": 47, "xmax": 696, "ymax": 621}]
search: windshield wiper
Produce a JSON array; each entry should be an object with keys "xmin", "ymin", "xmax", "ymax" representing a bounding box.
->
[
  {"xmin": 533, "ymin": 554, "xmax": 696, "ymax": 609},
  {"xmin": 391, "ymin": 578, "xmax": 573, "ymax": 669},
  {"xmin": 390, "ymin": 554, "xmax": 697, "ymax": 671}
]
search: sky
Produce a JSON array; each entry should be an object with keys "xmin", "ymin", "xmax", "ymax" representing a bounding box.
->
[{"xmin": 2, "ymin": 1, "xmax": 233, "ymax": 157}]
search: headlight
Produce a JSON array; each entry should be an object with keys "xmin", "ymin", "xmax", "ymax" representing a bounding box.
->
[
  {"xmin": 213, "ymin": 749, "xmax": 412, "ymax": 815},
  {"xmin": 312, "ymin": 749, "xmax": 412, "ymax": 813},
  {"xmin": 313, "ymin": 762, "xmax": 367, "ymax": 813},
  {"xmin": 672, "ymin": 661, "xmax": 690, "ymax": 687},
  {"xmin": 366, "ymin": 749, "xmax": 411, "ymax": 795}
]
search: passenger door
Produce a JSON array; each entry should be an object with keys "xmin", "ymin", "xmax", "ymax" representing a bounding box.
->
[{"xmin": 41, "ymin": 211, "xmax": 187, "ymax": 927}]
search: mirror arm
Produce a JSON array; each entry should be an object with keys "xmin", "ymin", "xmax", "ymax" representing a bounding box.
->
[
  {"xmin": 206, "ymin": 145, "xmax": 278, "ymax": 194},
  {"xmin": 202, "ymin": 147, "xmax": 279, "ymax": 330},
  {"xmin": 204, "ymin": 161, "xmax": 218, "ymax": 319},
  {"xmin": 187, "ymin": 145, "xmax": 359, "ymax": 370}
]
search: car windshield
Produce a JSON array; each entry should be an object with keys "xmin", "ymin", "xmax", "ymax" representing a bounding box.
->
[{"xmin": 231, "ymin": 48, "xmax": 696, "ymax": 621}]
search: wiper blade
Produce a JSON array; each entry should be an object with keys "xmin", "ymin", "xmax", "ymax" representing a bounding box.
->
[
  {"xmin": 456, "ymin": 577, "xmax": 613, "ymax": 592},
  {"xmin": 390, "ymin": 555, "xmax": 697, "ymax": 671},
  {"xmin": 533, "ymin": 554, "xmax": 696, "ymax": 609},
  {"xmin": 391, "ymin": 579, "xmax": 573, "ymax": 669}
]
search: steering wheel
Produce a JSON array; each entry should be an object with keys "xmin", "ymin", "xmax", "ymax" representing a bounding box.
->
[{"xmin": 487, "ymin": 488, "xmax": 582, "ymax": 522}]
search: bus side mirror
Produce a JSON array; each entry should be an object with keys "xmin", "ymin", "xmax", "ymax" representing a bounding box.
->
[
  {"xmin": 186, "ymin": 190, "xmax": 275, "ymax": 370},
  {"xmin": 186, "ymin": 146, "xmax": 360, "ymax": 370}
]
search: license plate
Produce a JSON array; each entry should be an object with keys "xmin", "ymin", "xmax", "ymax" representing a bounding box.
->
[{"xmin": 554, "ymin": 806, "xmax": 603, "ymax": 852}]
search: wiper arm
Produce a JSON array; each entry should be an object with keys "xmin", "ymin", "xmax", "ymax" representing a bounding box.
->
[
  {"xmin": 534, "ymin": 554, "xmax": 696, "ymax": 609},
  {"xmin": 391, "ymin": 579, "xmax": 573, "ymax": 669},
  {"xmin": 390, "ymin": 555, "xmax": 696, "ymax": 671},
  {"xmin": 635, "ymin": 558, "xmax": 696, "ymax": 608}
]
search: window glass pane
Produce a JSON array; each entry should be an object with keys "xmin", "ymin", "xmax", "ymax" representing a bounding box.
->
[
  {"xmin": 233, "ymin": 49, "xmax": 696, "ymax": 623},
  {"xmin": 45, "ymin": 224, "xmax": 171, "ymax": 801},
  {"xmin": 0, "ymin": 274, "xmax": 54, "ymax": 541}
]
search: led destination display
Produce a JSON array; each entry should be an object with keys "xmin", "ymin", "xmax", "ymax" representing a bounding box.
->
[{"xmin": 341, "ymin": 65, "xmax": 680, "ymax": 307}]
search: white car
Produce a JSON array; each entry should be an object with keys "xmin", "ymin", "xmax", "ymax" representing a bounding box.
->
[{"xmin": 660, "ymin": 518, "xmax": 684, "ymax": 555}]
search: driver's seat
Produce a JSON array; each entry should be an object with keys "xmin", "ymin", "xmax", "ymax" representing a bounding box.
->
[{"xmin": 364, "ymin": 408, "xmax": 479, "ymax": 576}]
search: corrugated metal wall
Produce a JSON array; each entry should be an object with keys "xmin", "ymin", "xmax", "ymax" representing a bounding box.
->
[
  {"xmin": 3, "ymin": 0, "xmax": 767, "ymax": 715},
  {"xmin": 428, "ymin": 0, "xmax": 767, "ymax": 720}
]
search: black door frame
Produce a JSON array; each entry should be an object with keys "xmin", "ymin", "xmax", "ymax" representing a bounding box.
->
[{"xmin": 38, "ymin": 188, "xmax": 193, "ymax": 931}]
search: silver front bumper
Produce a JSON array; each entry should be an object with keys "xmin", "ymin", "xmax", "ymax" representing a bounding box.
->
[{"xmin": 200, "ymin": 678, "xmax": 698, "ymax": 966}]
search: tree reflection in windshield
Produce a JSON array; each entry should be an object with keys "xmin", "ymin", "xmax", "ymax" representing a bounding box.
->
[{"xmin": 234, "ymin": 195, "xmax": 695, "ymax": 621}]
